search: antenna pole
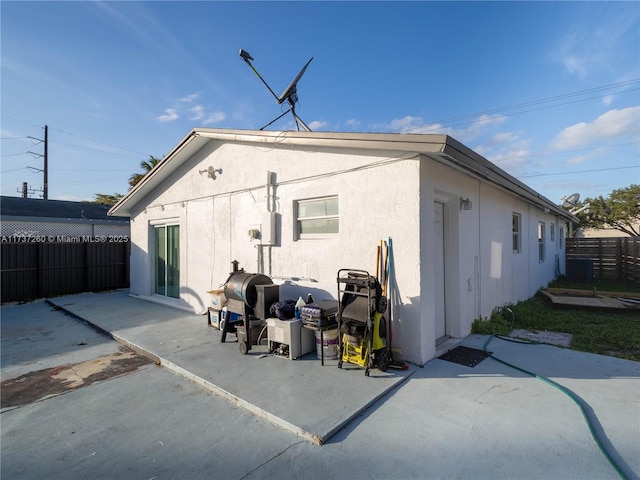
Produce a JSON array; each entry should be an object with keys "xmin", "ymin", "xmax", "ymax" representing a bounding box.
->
[
  {"xmin": 241, "ymin": 57, "xmax": 279, "ymax": 101},
  {"xmin": 260, "ymin": 108, "xmax": 292, "ymax": 131},
  {"xmin": 291, "ymin": 106, "xmax": 311, "ymax": 132}
]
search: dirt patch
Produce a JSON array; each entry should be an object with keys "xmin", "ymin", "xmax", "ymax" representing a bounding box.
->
[
  {"xmin": 1, "ymin": 347, "xmax": 152, "ymax": 409},
  {"xmin": 510, "ymin": 329, "xmax": 573, "ymax": 347}
]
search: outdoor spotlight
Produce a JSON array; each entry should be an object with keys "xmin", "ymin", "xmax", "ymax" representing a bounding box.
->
[{"xmin": 239, "ymin": 49, "xmax": 254, "ymax": 62}]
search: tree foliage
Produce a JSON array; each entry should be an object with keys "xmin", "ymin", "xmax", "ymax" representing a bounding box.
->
[
  {"xmin": 576, "ymin": 184, "xmax": 640, "ymax": 236},
  {"xmin": 92, "ymin": 193, "xmax": 124, "ymax": 205},
  {"xmin": 128, "ymin": 155, "xmax": 162, "ymax": 188}
]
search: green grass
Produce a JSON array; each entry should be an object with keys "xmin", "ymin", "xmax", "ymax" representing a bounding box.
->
[{"xmin": 472, "ymin": 279, "xmax": 640, "ymax": 361}]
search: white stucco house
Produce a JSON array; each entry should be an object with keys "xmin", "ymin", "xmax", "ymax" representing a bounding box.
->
[{"xmin": 109, "ymin": 129, "xmax": 575, "ymax": 365}]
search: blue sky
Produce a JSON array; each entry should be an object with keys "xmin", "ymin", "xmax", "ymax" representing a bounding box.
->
[{"xmin": 2, "ymin": 1, "xmax": 638, "ymax": 205}]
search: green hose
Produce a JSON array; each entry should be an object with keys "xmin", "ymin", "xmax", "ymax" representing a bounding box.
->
[{"xmin": 483, "ymin": 334, "xmax": 632, "ymax": 480}]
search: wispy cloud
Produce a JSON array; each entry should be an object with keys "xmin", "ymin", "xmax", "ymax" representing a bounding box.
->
[
  {"xmin": 482, "ymin": 140, "xmax": 532, "ymax": 174},
  {"xmin": 344, "ymin": 119, "xmax": 361, "ymax": 130},
  {"xmin": 308, "ymin": 120, "xmax": 327, "ymax": 130},
  {"xmin": 553, "ymin": 6, "xmax": 639, "ymax": 79},
  {"xmin": 157, "ymin": 108, "xmax": 178, "ymax": 122},
  {"xmin": 549, "ymin": 106, "xmax": 640, "ymax": 150},
  {"xmin": 377, "ymin": 114, "xmax": 507, "ymax": 143},
  {"xmin": 157, "ymin": 95, "xmax": 227, "ymax": 125},
  {"xmin": 203, "ymin": 112, "xmax": 226, "ymax": 125},
  {"xmin": 189, "ymin": 105, "xmax": 204, "ymax": 121},
  {"xmin": 180, "ymin": 93, "xmax": 200, "ymax": 104}
]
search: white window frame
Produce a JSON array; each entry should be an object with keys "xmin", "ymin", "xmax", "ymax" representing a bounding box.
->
[
  {"xmin": 538, "ymin": 221, "xmax": 546, "ymax": 263},
  {"xmin": 550, "ymin": 223, "xmax": 555, "ymax": 243},
  {"xmin": 294, "ymin": 195, "xmax": 339, "ymax": 240},
  {"xmin": 512, "ymin": 213, "xmax": 521, "ymax": 253}
]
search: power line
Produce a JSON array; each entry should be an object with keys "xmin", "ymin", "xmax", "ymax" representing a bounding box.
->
[
  {"xmin": 392, "ymin": 79, "xmax": 640, "ymax": 134},
  {"xmin": 520, "ymin": 165, "xmax": 639, "ymax": 178}
]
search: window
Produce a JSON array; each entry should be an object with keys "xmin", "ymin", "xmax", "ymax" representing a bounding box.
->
[
  {"xmin": 295, "ymin": 196, "xmax": 339, "ymax": 239},
  {"xmin": 512, "ymin": 213, "xmax": 521, "ymax": 253},
  {"xmin": 550, "ymin": 223, "xmax": 555, "ymax": 243},
  {"xmin": 538, "ymin": 222, "xmax": 545, "ymax": 263}
]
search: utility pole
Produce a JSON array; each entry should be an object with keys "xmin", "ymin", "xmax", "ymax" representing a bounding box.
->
[
  {"xmin": 25, "ymin": 124, "xmax": 48, "ymax": 199},
  {"xmin": 43, "ymin": 125, "xmax": 48, "ymax": 199}
]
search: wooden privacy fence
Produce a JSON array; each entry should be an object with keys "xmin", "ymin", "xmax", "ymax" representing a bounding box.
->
[
  {"xmin": 566, "ymin": 237, "xmax": 640, "ymax": 283},
  {"xmin": 1, "ymin": 241, "xmax": 130, "ymax": 303}
]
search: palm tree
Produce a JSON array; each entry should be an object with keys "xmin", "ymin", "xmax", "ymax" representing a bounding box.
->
[{"xmin": 129, "ymin": 155, "xmax": 161, "ymax": 188}]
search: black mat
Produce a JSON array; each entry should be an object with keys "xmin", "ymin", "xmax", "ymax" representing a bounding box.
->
[{"xmin": 438, "ymin": 346, "xmax": 489, "ymax": 367}]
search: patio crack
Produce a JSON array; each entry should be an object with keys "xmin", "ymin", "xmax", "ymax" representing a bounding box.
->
[{"xmin": 238, "ymin": 440, "xmax": 306, "ymax": 479}]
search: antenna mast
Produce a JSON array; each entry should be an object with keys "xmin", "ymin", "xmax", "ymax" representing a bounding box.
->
[{"xmin": 239, "ymin": 49, "xmax": 313, "ymax": 132}]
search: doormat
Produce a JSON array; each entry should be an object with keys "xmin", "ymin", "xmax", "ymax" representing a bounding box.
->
[{"xmin": 438, "ymin": 346, "xmax": 489, "ymax": 367}]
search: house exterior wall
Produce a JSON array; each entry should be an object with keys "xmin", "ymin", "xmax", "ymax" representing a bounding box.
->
[
  {"xmin": 418, "ymin": 156, "xmax": 566, "ymax": 360},
  {"xmin": 127, "ymin": 140, "xmax": 566, "ymax": 366},
  {"xmin": 129, "ymin": 141, "xmax": 426, "ymax": 362}
]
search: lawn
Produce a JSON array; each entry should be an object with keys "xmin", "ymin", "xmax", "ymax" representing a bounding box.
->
[{"xmin": 472, "ymin": 279, "xmax": 640, "ymax": 362}]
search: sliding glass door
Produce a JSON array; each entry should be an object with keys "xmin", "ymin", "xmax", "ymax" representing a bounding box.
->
[{"xmin": 154, "ymin": 225, "xmax": 180, "ymax": 298}]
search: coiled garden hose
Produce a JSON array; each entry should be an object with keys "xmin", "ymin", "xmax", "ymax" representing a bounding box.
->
[{"xmin": 483, "ymin": 334, "xmax": 633, "ymax": 480}]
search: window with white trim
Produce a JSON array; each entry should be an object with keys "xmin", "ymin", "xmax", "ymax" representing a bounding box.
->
[
  {"xmin": 538, "ymin": 221, "xmax": 545, "ymax": 263},
  {"xmin": 295, "ymin": 196, "xmax": 339, "ymax": 240},
  {"xmin": 550, "ymin": 223, "xmax": 555, "ymax": 243},
  {"xmin": 512, "ymin": 213, "xmax": 521, "ymax": 253}
]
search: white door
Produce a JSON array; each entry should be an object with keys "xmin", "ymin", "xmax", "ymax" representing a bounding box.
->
[{"xmin": 434, "ymin": 202, "xmax": 447, "ymax": 340}]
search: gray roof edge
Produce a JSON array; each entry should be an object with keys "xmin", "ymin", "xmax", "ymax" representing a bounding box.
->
[
  {"xmin": 109, "ymin": 129, "xmax": 202, "ymax": 217},
  {"xmin": 441, "ymin": 140, "xmax": 576, "ymax": 222},
  {"xmin": 108, "ymin": 128, "xmax": 575, "ymax": 222}
]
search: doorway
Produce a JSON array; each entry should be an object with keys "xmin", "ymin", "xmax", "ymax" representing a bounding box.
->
[
  {"xmin": 154, "ymin": 224, "xmax": 180, "ymax": 298},
  {"xmin": 433, "ymin": 202, "xmax": 448, "ymax": 343}
]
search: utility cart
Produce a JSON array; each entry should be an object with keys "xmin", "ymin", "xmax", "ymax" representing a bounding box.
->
[{"xmin": 336, "ymin": 269, "xmax": 390, "ymax": 376}]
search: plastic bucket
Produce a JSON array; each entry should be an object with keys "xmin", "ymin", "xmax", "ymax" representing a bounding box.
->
[{"xmin": 315, "ymin": 329, "xmax": 339, "ymax": 360}]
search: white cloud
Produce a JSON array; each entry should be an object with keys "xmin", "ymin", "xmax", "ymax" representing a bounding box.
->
[
  {"xmin": 489, "ymin": 131, "xmax": 519, "ymax": 145},
  {"xmin": 345, "ymin": 118, "xmax": 361, "ymax": 129},
  {"xmin": 485, "ymin": 140, "xmax": 532, "ymax": 173},
  {"xmin": 189, "ymin": 105, "xmax": 204, "ymax": 120},
  {"xmin": 180, "ymin": 93, "xmax": 199, "ymax": 103},
  {"xmin": 550, "ymin": 106, "xmax": 640, "ymax": 150},
  {"xmin": 455, "ymin": 115, "xmax": 507, "ymax": 142},
  {"xmin": 202, "ymin": 112, "xmax": 226, "ymax": 125},
  {"xmin": 376, "ymin": 114, "xmax": 508, "ymax": 142},
  {"xmin": 156, "ymin": 108, "xmax": 178, "ymax": 122},
  {"xmin": 308, "ymin": 120, "xmax": 327, "ymax": 130}
]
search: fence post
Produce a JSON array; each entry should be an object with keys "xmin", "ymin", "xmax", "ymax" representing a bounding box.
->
[
  {"xmin": 633, "ymin": 237, "xmax": 640, "ymax": 282},
  {"xmin": 616, "ymin": 238, "xmax": 622, "ymax": 280},
  {"xmin": 37, "ymin": 242, "xmax": 44, "ymax": 298}
]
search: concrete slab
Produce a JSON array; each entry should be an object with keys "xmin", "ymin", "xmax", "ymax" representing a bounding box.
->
[
  {"xmin": 46, "ymin": 290, "xmax": 415, "ymax": 445},
  {"xmin": 246, "ymin": 334, "xmax": 640, "ymax": 480},
  {"xmin": 1, "ymin": 300, "xmax": 123, "ymax": 380},
  {"xmin": 3, "ymin": 296, "xmax": 639, "ymax": 479}
]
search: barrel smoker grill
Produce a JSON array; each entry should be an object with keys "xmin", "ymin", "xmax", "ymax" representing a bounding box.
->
[{"xmin": 221, "ymin": 261, "xmax": 279, "ymax": 354}]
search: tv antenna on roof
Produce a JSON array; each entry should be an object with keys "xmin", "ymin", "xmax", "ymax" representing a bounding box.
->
[{"xmin": 239, "ymin": 49, "xmax": 313, "ymax": 132}]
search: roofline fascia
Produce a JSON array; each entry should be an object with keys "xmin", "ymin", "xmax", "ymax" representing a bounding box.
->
[
  {"xmin": 438, "ymin": 139, "xmax": 577, "ymax": 222},
  {"xmin": 108, "ymin": 130, "xmax": 200, "ymax": 217}
]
